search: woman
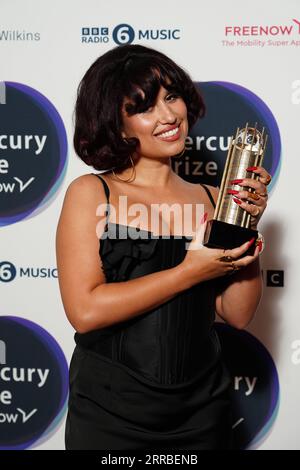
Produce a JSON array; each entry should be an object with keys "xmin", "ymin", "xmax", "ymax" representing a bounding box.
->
[{"xmin": 56, "ymin": 44, "xmax": 270, "ymax": 450}]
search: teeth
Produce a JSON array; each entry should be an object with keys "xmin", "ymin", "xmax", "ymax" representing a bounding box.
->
[{"xmin": 157, "ymin": 127, "xmax": 179, "ymax": 138}]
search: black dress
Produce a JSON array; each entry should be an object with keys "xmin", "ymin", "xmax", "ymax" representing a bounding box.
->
[{"xmin": 65, "ymin": 173, "xmax": 233, "ymax": 450}]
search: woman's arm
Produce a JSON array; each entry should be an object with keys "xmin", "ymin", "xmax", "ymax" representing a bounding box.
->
[
  {"xmin": 207, "ymin": 184, "xmax": 264, "ymax": 329},
  {"xmin": 215, "ymin": 258, "xmax": 263, "ymax": 329},
  {"xmin": 56, "ymin": 175, "xmax": 191, "ymax": 334}
]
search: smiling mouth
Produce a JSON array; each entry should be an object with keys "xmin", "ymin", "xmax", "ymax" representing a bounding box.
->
[{"xmin": 155, "ymin": 125, "xmax": 180, "ymax": 139}]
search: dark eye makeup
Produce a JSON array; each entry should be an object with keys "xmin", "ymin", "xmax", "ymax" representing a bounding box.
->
[{"xmin": 140, "ymin": 92, "xmax": 180, "ymax": 113}]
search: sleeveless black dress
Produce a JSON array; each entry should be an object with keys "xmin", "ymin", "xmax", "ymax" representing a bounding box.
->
[{"xmin": 65, "ymin": 173, "xmax": 233, "ymax": 450}]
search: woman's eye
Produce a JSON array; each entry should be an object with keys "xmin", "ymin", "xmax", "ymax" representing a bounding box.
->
[
  {"xmin": 140, "ymin": 94, "xmax": 179, "ymax": 113},
  {"xmin": 166, "ymin": 93, "xmax": 178, "ymax": 101}
]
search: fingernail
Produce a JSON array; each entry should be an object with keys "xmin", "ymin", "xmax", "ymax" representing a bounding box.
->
[
  {"xmin": 246, "ymin": 166, "xmax": 258, "ymax": 171},
  {"xmin": 247, "ymin": 237, "xmax": 255, "ymax": 248},
  {"xmin": 233, "ymin": 197, "xmax": 242, "ymax": 205},
  {"xmin": 227, "ymin": 189, "xmax": 239, "ymax": 195},
  {"xmin": 258, "ymin": 240, "xmax": 263, "ymax": 252},
  {"xmin": 200, "ymin": 212, "xmax": 208, "ymax": 224},
  {"xmin": 230, "ymin": 179, "xmax": 243, "ymax": 184}
]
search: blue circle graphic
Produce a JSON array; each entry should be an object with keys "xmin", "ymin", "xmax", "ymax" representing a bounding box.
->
[
  {"xmin": 0, "ymin": 316, "xmax": 69, "ymax": 450},
  {"xmin": 174, "ymin": 81, "xmax": 281, "ymax": 194},
  {"xmin": 0, "ymin": 82, "xmax": 68, "ymax": 226},
  {"xmin": 112, "ymin": 24, "xmax": 135, "ymax": 45},
  {"xmin": 215, "ymin": 323, "xmax": 280, "ymax": 449}
]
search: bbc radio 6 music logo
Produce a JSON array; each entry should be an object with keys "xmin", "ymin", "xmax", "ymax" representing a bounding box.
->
[
  {"xmin": 0, "ymin": 316, "xmax": 68, "ymax": 450},
  {"xmin": 0, "ymin": 82, "xmax": 68, "ymax": 227},
  {"xmin": 215, "ymin": 323, "xmax": 280, "ymax": 449},
  {"xmin": 0, "ymin": 261, "xmax": 16, "ymax": 282},
  {"xmin": 81, "ymin": 23, "xmax": 181, "ymax": 44},
  {"xmin": 0, "ymin": 261, "xmax": 57, "ymax": 282},
  {"xmin": 173, "ymin": 81, "xmax": 281, "ymax": 194}
]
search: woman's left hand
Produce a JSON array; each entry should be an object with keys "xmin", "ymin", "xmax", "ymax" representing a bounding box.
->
[{"xmin": 228, "ymin": 166, "xmax": 272, "ymax": 229}]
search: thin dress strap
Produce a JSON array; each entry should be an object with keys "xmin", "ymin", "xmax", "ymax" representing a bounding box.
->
[
  {"xmin": 92, "ymin": 173, "xmax": 111, "ymax": 229},
  {"xmin": 199, "ymin": 183, "xmax": 216, "ymax": 209}
]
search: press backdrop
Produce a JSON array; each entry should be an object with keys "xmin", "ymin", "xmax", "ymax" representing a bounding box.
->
[{"xmin": 0, "ymin": 0, "xmax": 299, "ymax": 450}]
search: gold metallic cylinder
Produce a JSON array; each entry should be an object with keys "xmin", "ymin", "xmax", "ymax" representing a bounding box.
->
[
  {"xmin": 203, "ymin": 123, "xmax": 268, "ymax": 255},
  {"xmin": 214, "ymin": 123, "xmax": 268, "ymax": 228}
]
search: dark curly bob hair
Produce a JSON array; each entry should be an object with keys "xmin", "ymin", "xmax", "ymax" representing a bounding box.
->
[{"xmin": 73, "ymin": 44, "xmax": 205, "ymax": 171}]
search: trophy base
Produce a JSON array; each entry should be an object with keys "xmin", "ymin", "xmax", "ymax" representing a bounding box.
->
[{"xmin": 204, "ymin": 219, "xmax": 258, "ymax": 256}]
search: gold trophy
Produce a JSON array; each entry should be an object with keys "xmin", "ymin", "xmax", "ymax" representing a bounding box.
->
[{"xmin": 203, "ymin": 123, "xmax": 268, "ymax": 256}]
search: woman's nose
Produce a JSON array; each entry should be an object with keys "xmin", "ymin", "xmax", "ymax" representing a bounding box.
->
[{"xmin": 156, "ymin": 101, "xmax": 176, "ymax": 123}]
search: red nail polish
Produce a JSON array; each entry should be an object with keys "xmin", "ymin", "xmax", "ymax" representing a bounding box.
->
[
  {"xmin": 247, "ymin": 237, "xmax": 255, "ymax": 248},
  {"xmin": 233, "ymin": 197, "xmax": 242, "ymax": 205},
  {"xmin": 230, "ymin": 179, "xmax": 243, "ymax": 184},
  {"xmin": 200, "ymin": 212, "xmax": 208, "ymax": 224},
  {"xmin": 258, "ymin": 240, "xmax": 263, "ymax": 252},
  {"xmin": 227, "ymin": 189, "xmax": 239, "ymax": 195},
  {"xmin": 246, "ymin": 166, "xmax": 258, "ymax": 171}
]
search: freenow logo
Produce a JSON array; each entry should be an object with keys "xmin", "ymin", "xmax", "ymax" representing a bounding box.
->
[
  {"xmin": 215, "ymin": 323, "xmax": 280, "ymax": 450},
  {"xmin": 223, "ymin": 19, "xmax": 300, "ymax": 47},
  {"xmin": 173, "ymin": 81, "xmax": 281, "ymax": 193},
  {"xmin": 0, "ymin": 82, "xmax": 68, "ymax": 226},
  {"xmin": 0, "ymin": 316, "xmax": 68, "ymax": 450},
  {"xmin": 0, "ymin": 30, "xmax": 40, "ymax": 42},
  {"xmin": 225, "ymin": 18, "xmax": 300, "ymax": 36},
  {"xmin": 81, "ymin": 23, "xmax": 181, "ymax": 44},
  {"xmin": 0, "ymin": 261, "xmax": 57, "ymax": 282}
]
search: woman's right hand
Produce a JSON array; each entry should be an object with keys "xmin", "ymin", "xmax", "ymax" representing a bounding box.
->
[{"xmin": 180, "ymin": 213, "xmax": 260, "ymax": 286}]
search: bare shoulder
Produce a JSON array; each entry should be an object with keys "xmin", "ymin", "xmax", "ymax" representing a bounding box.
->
[
  {"xmin": 199, "ymin": 183, "xmax": 219, "ymax": 205},
  {"xmin": 202, "ymin": 183, "xmax": 219, "ymax": 200},
  {"xmin": 59, "ymin": 173, "xmax": 109, "ymax": 215},
  {"xmin": 56, "ymin": 173, "xmax": 108, "ymax": 237},
  {"xmin": 64, "ymin": 173, "xmax": 104, "ymax": 200},
  {"xmin": 179, "ymin": 177, "xmax": 219, "ymax": 203},
  {"xmin": 56, "ymin": 173, "xmax": 108, "ymax": 332}
]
